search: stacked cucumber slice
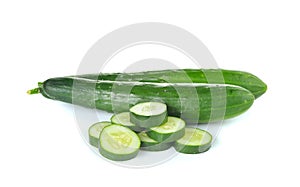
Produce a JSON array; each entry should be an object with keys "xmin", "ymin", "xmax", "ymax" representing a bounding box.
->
[
  {"xmin": 129, "ymin": 102, "xmax": 168, "ymax": 128},
  {"xmin": 88, "ymin": 102, "xmax": 213, "ymax": 161},
  {"xmin": 88, "ymin": 121, "xmax": 112, "ymax": 147}
]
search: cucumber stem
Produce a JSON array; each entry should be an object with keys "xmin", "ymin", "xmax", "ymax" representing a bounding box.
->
[{"xmin": 27, "ymin": 88, "xmax": 40, "ymax": 95}]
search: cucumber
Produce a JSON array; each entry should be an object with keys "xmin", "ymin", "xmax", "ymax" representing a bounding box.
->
[
  {"xmin": 73, "ymin": 69, "xmax": 267, "ymax": 98},
  {"xmin": 99, "ymin": 124, "xmax": 140, "ymax": 161},
  {"xmin": 146, "ymin": 117, "xmax": 185, "ymax": 143},
  {"xmin": 88, "ymin": 121, "xmax": 112, "ymax": 147},
  {"xmin": 111, "ymin": 112, "xmax": 144, "ymax": 132},
  {"xmin": 174, "ymin": 128, "xmax": 212, "ymax": 154},
  {"xmin": 138, "ymin": 131, "xmax": 173, "ymax": 151},
  {"xmin": 28, "ymin": 77, "xmax": 255, "ymax": 123},
  {"xmin": 129, "ymin": 102, "xmax": 167, "ymax": 128}
]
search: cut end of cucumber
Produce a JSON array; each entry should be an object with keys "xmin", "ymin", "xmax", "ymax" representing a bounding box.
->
[
  {"xmin": 174, "ymin": 128, "xmax": 212, "ymax": 154},
  {"xmin": 88, "ymin": 121, "xmax": 112, "ymax": 147},
  {"xmin": 147, "ymin": 117, "xmax": 186, "ymax": 143},
  {"xmin": 130, "ymin": 102, "xmax": 167, "ymax": 116},
  {"xmin": 138, "ymin": 131, "xmax": 157, "ymax": 143},
  {"xmin": 138, "ymin": 131, "xmax": 173, "ymax": 151},
  {"xmin": 111, "ymin": 112, "xmax": 135, "ymax": 127},
  {"xmin": 177, "ymin": 128, "xmax": 212, "ymax": 146},
  {"xmin": 150, "ymin": 117, "xmax": 185, "ymax": 134},
  {"xmin": 129, "ymin": 102, "xmax": 168, "ymax": 128},
  {"xmin": 99, "ymin": 125, "xmax": 140, "ymax": 161},
  {"xmin": 111, "ymin": 112, "xmax": 145, "ymax": 132}
]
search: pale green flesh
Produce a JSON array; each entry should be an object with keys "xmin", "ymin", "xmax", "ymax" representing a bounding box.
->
[
  {"xmin": 138, "ymin": 132, "xmax": 157, "ymax": 143},
  {"xmin": 111, "ymin": 112, "xmax": 135, "ymax": 127},
  {"xmin": 177, "ymin": 128, "xmax": 212, "ymax": 146},
  {"xmin": 129, "ymin": 102, "xmax": 167, "ymax": 116},
  {"xmin": 150, "ymin": 117, "xmax": 185, "ymax": 134},
  {"xmin": 100, "ymin": 125, "xmax": 140, "ymax": 154},
  {"xmin": 89, "ymin": 122, "xmax": 112, "ymax": 138}
]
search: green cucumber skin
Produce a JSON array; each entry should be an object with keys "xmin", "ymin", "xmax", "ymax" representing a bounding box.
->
[
  {"xmin": 74, "ymin": 69, "xmax": 267, "ymax": 99},
  {"xmin": 174, "ymin": 143, "xmax": 211, "ymax": 154},
  {"xmin": 122, "ymin": 125, "xmax": 145, "ymax": 133},
  {"xmin": 130, "ymin": 111, "xmax": 168, "ymax": 128},
  {"xmin": 39, "ymin": 77, "xmax": 255, "ymax": 123},
  {"xmin": 140, "ymin": 142, "xmax": 174, "ymax": 151},
  {"xmin": 146, "ymin": 128, "xmax": 185, "ymax": 143},
  {"xmin": 89, "ymin": 136, "xmax": 99, "ymax": 148},
  {"xmin": 99, "ymin": 147, "xmax": 139, "ymax": 161}
]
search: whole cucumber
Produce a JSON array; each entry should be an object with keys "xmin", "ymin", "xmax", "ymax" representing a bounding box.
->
[
  {"xmin": 29, "ymin": 77, "xmax": 255, "ymax": 123},
  {"xmin": 73, "ymin": 69, "xmax": 267, "ymax": 99}
]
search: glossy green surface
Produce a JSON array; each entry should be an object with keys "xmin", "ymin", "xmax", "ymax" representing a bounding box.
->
[
  {"xmin": 37, "ymin": 76, "xmax": 255, "ymax": 123},
  {"xmin": 73, "ymin": 69, "xmax": 267, "ymax": 98}
]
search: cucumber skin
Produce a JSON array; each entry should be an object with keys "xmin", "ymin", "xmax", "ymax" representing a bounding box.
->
[
  {"xmin": 130, "ymin": 111, "xmax": 168, "ymax": 128},
  {"xmin": 140, "ymin": 142, "xmax": 174, "ymax": 151},
  {"xmin": 89, "ymin": 136, "xmax": 99, "ymax": 148},
  {"xmin": 74, "ymin": 69, "xmax": 267, "ymax": 99},
  {"xmin": 174, "ymin": 143, "xmax": 211, "ymax": 154},
  {"xmin": 99, "ymin": 147, "xmax": 139, "ymax": 161},
  {"xmin": 146, "ymin": 128, "xmax": 185, "ymax": 143},
  {"xmin": 114, "ymin": 124, "xmax": 145, "ymax": 133},
  {"xmin": 39, "ymin": 77, "xmax": 255, "ymax": 123}
]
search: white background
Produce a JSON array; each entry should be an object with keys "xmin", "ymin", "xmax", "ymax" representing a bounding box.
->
[{"xmin": 1, "ymin": 0, "xmax": 299, "ymax": 186}]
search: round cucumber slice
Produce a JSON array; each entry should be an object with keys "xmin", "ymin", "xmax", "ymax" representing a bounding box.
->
[
  {"xmin": 99, "ymin": 125, "xmax": 140, "ymax": 161},
  {"xmin": 138, "ymin": 132, "xmax": 173, "ymax": 151},
  {"xmin": 146, "ymin": 116, "xmax": 186, "ymax": 143},
  {"xmin": 88, "ymin": 121, "xmax": 112, "ymax": 147},
  {"xmin": 174, "ymin": 128, "xmax": 212, "ymax": 154},
  {"xmin": 111, "ymin": 112, "xmax": 145, "ymax": 132},
  {"xmin": 130, "ymin": 102, "xmax": 168, "ymax": 128}
]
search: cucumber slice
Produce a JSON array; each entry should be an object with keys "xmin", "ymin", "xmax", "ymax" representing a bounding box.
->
[
  {"xmin": 174, "ymin": 128, "xmax": 212, "ymax": 154},
  {"xmin": 146, "ymin": 117, "xmax": 185, "ymax": 143},
  {"xmin": 88, "ymin": 121, "xmax": 112, "ymax": 147},
  {"xmin": 99, "ymin": 125, "xmax": 140, "ymax": 161},
  {"xmin": 111, "ymin": 112, "xmax": 144, "ymax": 132},
  {"xmin": 130, "ymin": 102, "xmax": 168, "ymax": 128},
  {"xmin": 138, "ymin": 132, "xmax": 173, "ymax": 151}
]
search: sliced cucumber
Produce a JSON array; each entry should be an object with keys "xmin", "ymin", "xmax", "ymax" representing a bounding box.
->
[
  {"xmin": 138, "ymin": 132, "xmax": 173, "ymax": 151},
  {"xmin": 174, "ymin": 128, "xmax": 212, "ymax": 154},
  {"xmin": 146, "ymin": 116, "xmax": 185, "ymax": 143},
  {"xmin": 99, "ymin": 124, "xmax": 140, "ymax": 161},
  {"xmin": 130, "ymin": 102, "xmax": 168, "ymax": 128},
  {"xmin": 88, "ymin": 121, "xmax": 112, "ymax": 147},
  {"xmin": 111, "ymin": 112, "xmax": 144, "ymax": 132}
]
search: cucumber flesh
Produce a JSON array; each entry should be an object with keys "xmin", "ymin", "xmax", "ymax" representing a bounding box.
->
[
  {"xmin": 99, "ymin": 125, "xmax": 140, "ymax": 161},
  {"xmin": 88, "ymin": 121, "xmax": 112, "ymax": 147},
  {"xmin": 147, "ymin": 117, "xmax": 185, "ymax": 143},
  {"xmin": 110, "ymin": 112, "xmax": 144, "ymax": 132},
  {"xmin": 130, "ymin": 102, "xmax": 167, "ymax": 116},
  {"xmin": 130, "ymin": 102, "xmax": 168, "ymax": 128},
  {"xmin": 174, "ymin": 127, "xmax": 212, "ymax": 154},
  {"xmin": 138, "ymin": 132, "xmax": 173, "ymax": 151}
]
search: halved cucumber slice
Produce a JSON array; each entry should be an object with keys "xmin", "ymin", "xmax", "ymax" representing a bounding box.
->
[
  {"xmin": 130, "ymin": 102, "xmax": 167, "ymax": 128},
  {"xmin": 99, "ymin": 125, "xmax": 140, "ymax": 161},
  {"xmin": 138, "ymin": 132, "xmax": 173, "ymax": 151},
  {"xmin": 111, "ymin": 112, "xmax": 144, "ymax": 132},
  {"xmin": 146, "ymin": 117, "xmax": 186, "ymax": 143},
  {"xmin": 88, "ymin": 121, "xmax": 112, "ymax": 147},
  {"xmin": 174, "ymin": 128, "xmax": 212, "ymax": 154}
]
